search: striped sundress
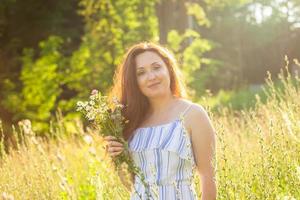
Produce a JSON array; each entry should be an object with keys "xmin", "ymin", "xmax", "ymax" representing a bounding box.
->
[{"xmin": 128, "ymin": 104, "xmax": 198, "ymax": 200}]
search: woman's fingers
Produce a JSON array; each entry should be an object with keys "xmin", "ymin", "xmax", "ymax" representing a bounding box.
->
[
  {"xmin": 104, "ymin": 136, "xmax": 123, "ymax": 147},
  {"xmin": 104, "ymin": 135, "xmax": 117, "ymax": 141},
  {"xmin": 110, "ymin": 151, "xmax": 123, "ymax": 157},
  {"xmin": 106, "ymin": 140, "xmax": 123, "ymax": 148},
  {"xmin": 107, "ymin": 146, "xmax": 124, "ymax": 157},
  {"xmin": 104, "ymin": 135, "xmax": 124, "ymax": 157},
  {"xmin": 108, "ymin": 146, "xmax": 124, "ymax": 153},
  {"xmin": 111, "ymin": 141, "xmax": 123, "ymax": 147}
]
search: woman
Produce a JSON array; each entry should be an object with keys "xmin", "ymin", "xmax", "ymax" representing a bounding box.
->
[{"xmin": 105, "ymin": 42, "xmax": 217, "ymax": 200}]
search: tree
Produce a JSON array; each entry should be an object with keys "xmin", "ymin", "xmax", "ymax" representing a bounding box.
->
[
  {"xmin": 77, "ymin": 0, "xmax": 158, "ymax": 93},
  {"xmin": 3, "ymin": 36, "xmax": 64, "ymax": 131}
]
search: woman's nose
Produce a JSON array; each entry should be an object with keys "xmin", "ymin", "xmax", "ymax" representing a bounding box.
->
[{"xmin": 147, "ymin": 71, "xmax": 156, "ymax": 80}]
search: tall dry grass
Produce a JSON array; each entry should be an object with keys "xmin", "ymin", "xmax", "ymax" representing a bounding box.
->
[
  {"xmin": 0, "ymin": 119, "xmax": 130, "ymax": 200},
  {"xmin": 211, "ymin": 60, "xmax": 300, "ymax": 200}
]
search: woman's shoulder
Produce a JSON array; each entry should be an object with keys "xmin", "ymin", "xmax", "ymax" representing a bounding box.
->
[
  {"xmin": 177, "ymin": 98, "xmax": 207, "ymax": 115},
  {"xmin": 187, "ymin": 102, "xmax": 215, "ymax": 138},
  {"xmin": 177, "ymin": 99, "xmax": 210, "ymax": 132}
]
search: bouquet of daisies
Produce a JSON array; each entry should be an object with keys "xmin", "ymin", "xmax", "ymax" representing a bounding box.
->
[
  {"xmin": 76, "ymin": 90, "xmax": 156, "ymax": 199},
  {"xmin": 76, "ymin": 89, "xmax": 132, "ymax": 167}
]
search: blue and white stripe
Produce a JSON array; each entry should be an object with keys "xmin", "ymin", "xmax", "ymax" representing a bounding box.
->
[{"xmin": 128, "ymin": 115, "xmax": 197, "ymax": 200}]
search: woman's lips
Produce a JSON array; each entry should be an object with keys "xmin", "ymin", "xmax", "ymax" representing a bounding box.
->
[{"xmin": 148, "ymin": 82, "xmax": 160, "ymax": 89}]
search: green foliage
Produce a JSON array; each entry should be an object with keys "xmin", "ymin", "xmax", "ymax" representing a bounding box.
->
[
  {"xmin": 186, "ymin": 2, "xmax": 211, "ymax": 27},
  {"xmin": 166, "ymin": 2, "xmax": 222, "ymax": 98},
  {"xmin": 77, "ymin": 0, "xmax": 158, "ymax": 93},
  {"xmin": 167, "ymin": 29, "xmax": 216, "ymax": 97},
  {"xmin": 2, "ymin": 0, "xmax": 299, "ymax": 137},
  {"xmin": 202, "ymin": 86, "xmax": 267, "ymax": 111},
  {"xmin": 56, "ymin": 45, "xmax": 92, "ymax": 116},
  {"xmin": 204, "ymin": 0, "xmax": 251, "ymax": 10},
  {"xmin": 1, "ymin": 0, "xmax": 159, "ymax": 130},
  {"xmin": 181, "ymin": 36, "xmax": 212, "ymax": 81},
  {"xmin": 199, "ymin": 65, "xmax": 300, "ymax": 112},
  {"xmin": 167, "ymin": 30, "xmax": 182, "ymax": 53},
  {"xmin": 5, "ymin": 36, "xmax": 64, "ymax": 130},
  {"xmin": 54, "ymin": 0, "xmax": 160, "ymax": 124},
  {"xmin": 66, "ymin": 45, "xmax": 91, "ymax": 91}
]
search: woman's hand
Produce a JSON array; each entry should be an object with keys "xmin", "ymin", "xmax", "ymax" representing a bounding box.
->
[{"xmin": 104, "ymin": 135, "xmax": 124, "ymax": 157}]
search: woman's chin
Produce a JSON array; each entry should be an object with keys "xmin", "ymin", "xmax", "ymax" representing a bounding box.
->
[{"xmin": 144, "ymin": 90, "xmax": 166, "ymax": 98}]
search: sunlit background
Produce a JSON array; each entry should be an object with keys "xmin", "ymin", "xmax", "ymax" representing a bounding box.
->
[
  {"xmin": 0, "ymin": 0, "xmax": 299, "ymax": 199},
  {"xmin": 0, "ymin": 0, "xmax": 299, "ymax": 129}
]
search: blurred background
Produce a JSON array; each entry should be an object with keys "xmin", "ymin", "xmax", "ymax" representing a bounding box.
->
[
  {"xmin": 0, "ymin": 0, "xmax": 299, "ymax": 132},
  {"xmin": 0, "ymin": 1, "xmax": 300, "ymax": 199}
]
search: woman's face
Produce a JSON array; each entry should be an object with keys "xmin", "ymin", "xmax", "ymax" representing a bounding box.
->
[{"xmin": 135, "ymin": 51, "xmax": 171, "ymax": 98}]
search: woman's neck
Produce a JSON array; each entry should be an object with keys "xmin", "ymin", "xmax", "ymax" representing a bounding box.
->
[{"xmin": 148, "ymin": 93, "xmax": 177, "ymax": 116}]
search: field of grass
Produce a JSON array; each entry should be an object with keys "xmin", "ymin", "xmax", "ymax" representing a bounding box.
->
[{"xmin": 0, "ymin": 65, "xmax": 299, "ymax": 200}]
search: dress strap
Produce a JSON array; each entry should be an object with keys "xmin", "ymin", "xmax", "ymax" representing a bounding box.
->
[{"xmin": 181, "ymin": 104, "xmax": 193, "ymax": 117}]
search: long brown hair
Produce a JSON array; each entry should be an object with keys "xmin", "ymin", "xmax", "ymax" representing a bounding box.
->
[{"xmin": 109, "ymin": 42, "xmax": 187, "ymax": 141}]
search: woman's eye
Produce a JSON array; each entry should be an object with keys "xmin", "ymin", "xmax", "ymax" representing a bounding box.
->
[
  {"xmin": 154, "ymin": 65, "xmax": 161, "ymax": 70},
  {"xmin": 137, "ymin": 71, "xmax": 145, "ymax": 76}
]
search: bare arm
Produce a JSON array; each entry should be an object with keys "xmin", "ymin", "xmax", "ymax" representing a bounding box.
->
[{"xmin": 188, "ymin": 104, "xmax": 217, "ymax": 200}]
